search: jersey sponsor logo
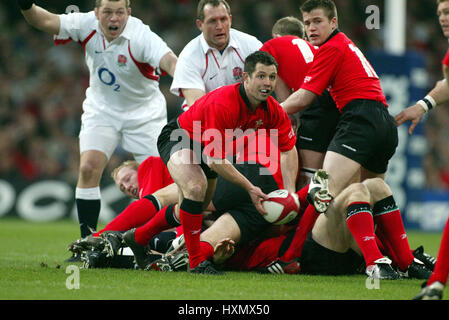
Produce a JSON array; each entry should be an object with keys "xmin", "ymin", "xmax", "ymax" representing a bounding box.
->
[
  {"xmin": 232, "ymin": 67, "xmax": 243, "ymax": 81},
  {"xmin": 98, "ymin": 67, "xmax": 121, "ymax": 92},
  {"xmin": 209, "ymin": 73, "xmax": 218, "ymax": 80},
  {"xmin": 117, "ymin": 54, "xmax": 128, "ymax": 67}
]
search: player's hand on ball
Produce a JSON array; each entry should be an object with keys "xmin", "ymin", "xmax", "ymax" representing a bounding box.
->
[
  {"xmin": 262, "ymin": 190, "xmax": 300, "ymax": 225},
  {"xmin": 248, "ymin": 186, "xmax": 268, "ymax": 216}
]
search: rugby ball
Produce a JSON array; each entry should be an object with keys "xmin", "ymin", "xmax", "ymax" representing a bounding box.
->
[{"xmin": 262, "ymin": 189, "xmax": 299, "ymax": 225}]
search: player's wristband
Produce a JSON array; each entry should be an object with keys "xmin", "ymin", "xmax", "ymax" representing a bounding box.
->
[
  {"xmin": 424, "ymin": 95, "xmax": 437, "ymax": 109},
  {"xmin": 417, "ymin": 95, "xmax": 436, "ymax": 113},
  {"xmin": 417, "ymin": 100, "xmax": 428, "ymax": 112},
  {"xmin": 18, "ymin": 0, "xmax": 34, "ymax": 10}
]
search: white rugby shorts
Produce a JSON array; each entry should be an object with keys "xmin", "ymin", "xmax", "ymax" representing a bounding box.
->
[{"xmin": 79, "ymin": 102, "xmax": 167, "ymax": 164}]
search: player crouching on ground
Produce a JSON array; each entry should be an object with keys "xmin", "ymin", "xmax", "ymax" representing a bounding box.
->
[
  {"xmin": 67, "ymin": 156, "xmax": 179, "ymax": 269},
  {"xmin": 214, "ymin": 173, "xmax": 434, "ymax": 280}
]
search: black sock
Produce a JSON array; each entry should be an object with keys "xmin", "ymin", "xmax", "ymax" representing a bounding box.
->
[{"xmin": 76, "ymin": 199, "xmax": 101, "ymax": 237}]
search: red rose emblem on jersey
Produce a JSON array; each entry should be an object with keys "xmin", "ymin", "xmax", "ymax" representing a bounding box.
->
[
  {"xmin": 233, "ymin": 67, "xmax": 243, "ymax": 81},
  {"xmin": 117, "ymin": 54, "xmax": 127, "ymax": 67}
]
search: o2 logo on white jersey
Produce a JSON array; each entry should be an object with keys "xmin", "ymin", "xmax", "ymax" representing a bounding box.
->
[{"xmin": 98, "ymin": 67, "xmax": 121, "ymax": 92}]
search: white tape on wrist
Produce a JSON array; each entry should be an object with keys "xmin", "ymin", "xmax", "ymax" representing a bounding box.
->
[
  {"xmin": 417, "ymin": 100, "xmax": 429, "ymax": 113},
  {"xmin": 424, "ymin": 95, "xmax": 436, "ymax": 109}
]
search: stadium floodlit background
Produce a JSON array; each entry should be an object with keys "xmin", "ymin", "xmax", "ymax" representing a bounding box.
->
[{"xmin": 0, "ymin": 0, "xmax": 448, "ymax": 232}]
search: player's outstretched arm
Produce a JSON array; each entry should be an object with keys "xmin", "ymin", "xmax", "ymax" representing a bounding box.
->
[
  {"xmin": 280, "ymin": 88, "xmax": 317, "ymax": 115},
  {"xmin": 280, "ymin": 146, "xmax": 298, "ymax": 193},
  {"xmin": 17, "ymin": 0, "xmax": 60, "ymax": 35},
  {"xmin": 394, "ymin": 104, "xmax": 426, "ymax": 135},
  {"xmin": 395, "ymin": 79, "xmax": 449, "ymax": 134}
]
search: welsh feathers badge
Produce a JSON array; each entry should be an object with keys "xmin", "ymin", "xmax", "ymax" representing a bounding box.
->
[{"xmin": 117, "ymin": 54, "xmax": 127, "ymax": 67}]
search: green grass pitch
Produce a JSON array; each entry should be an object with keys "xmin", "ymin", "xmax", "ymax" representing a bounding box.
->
[{"xmin": 0, "ymin": 218, "xmax": 448, "ymax": 301}]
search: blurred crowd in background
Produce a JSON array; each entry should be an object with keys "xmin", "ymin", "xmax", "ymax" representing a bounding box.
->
[{"xmin": 1, "ymin": 0, "xmax": 449, "ymax": 190}]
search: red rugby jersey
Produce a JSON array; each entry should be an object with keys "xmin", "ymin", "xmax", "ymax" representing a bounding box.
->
[
  {"xmin": 260, "ymin": 36, "xmax": 317, "ymax": 92},
  {"xmin": 137, "ymin": 156, "xmax": 174, "ymax": 198},
  {"xmin": 234, "ymin": 130, "xmax": 284, "ymax": 189},
  {"xmin": 443, "ymin": 48, "xmax": 449, "ymax": 67},
  {"xmin": 302, "ymin": 30, "xmax": 387, "ymax": 111},
  {"xmin": 178, "ymin": 82, "xmax": 296, "ymax": 159}
]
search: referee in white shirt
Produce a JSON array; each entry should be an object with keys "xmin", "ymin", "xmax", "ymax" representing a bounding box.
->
[
  {"xmin": 170, "ymin": 0, "xmax": 262, "ymax": 110},
  {"xmin": 17, "ymin": 0, "xmax": 178, "ymax": 255}
]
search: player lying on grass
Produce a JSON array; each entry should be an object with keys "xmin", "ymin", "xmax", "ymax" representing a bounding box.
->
[
  {"xmin": 71, "ymin": 129, "xmax": 301, "ymax": 273},
  {"xmin": 215, "ymin": 175, "xmax": 433, "ymax": 280},
  {"xmin": 142, "ymin": 172, "xmax": 433, "ymax": 280},
  {"xmin": 69, "ymin": 135, "xmax": 435, "ymax": 279},
  {"xmin": 67, "ymin": 155, "xmax": 180, "ymax": 266}
]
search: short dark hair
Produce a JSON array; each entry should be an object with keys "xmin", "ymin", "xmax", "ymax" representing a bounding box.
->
[
  {"xmin": 244, "ymin": 51, "xmax": 278, "ymax": 75},
  {"xmin": 95, "ymin": 0, "xmax": 130, "ymax": 8},
  {"xmin": 197, "ymin": 0, "xmax": 231, "ymax": 22},
  {"xmin": 272, "ymin": 16, "xmax": 305, "ymax": 38},
  {"xmin": 300, "ymin": 0, "xmax": 338, "ymax": 21}
]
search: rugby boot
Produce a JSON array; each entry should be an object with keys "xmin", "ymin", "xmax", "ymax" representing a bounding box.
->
[
  {"xmin": 101, "ymin": 231, "xmax": 124, "ymax": 258},
  {"xmin": 413, "ymin": 281, "xmax": 444, "ymax": 300},
  {"xmin": 365, "ymin": 257, "xmax": 400, "ymax": 280}
]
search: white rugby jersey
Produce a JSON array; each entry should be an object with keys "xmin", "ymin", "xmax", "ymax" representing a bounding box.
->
[
  {"xmin": 55, "ymin": 11, "xmax": 172, "ymax": 119},
  {"xmin": 170, "ymin": 28, "xmax": 262, "ymax": 109}
]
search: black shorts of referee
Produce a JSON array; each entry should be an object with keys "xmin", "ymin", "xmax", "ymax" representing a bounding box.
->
[
  {"xmin": 212, "ymin": 163, "xmax": 280, "ymax": 246},
  {"xmin": 327, "ymin": 99, "xmax": 398, "ymax": 174},
  {"xmin": 157, "ymin": 117, "xmax": 218, "ymax": 179}
]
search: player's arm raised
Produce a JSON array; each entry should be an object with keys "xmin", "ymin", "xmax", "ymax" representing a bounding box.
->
[
  {"xmin": 280, "ymin": 88, "xmax": 317, "ymax": 115},
  {"xmin": 18, "ymin": 1, "xmax": 60, "ymax": 35}
]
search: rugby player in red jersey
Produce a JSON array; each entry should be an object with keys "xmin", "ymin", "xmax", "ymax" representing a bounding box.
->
[
  {"xmin": 94, "ymin": 157, "xmax": 176, "ymax": 236},
  {"xmin": 155, "ymin": 51, "xmax": 298, "ymax": 274},
  {"xmin": 260, "ymin": 16, "xmax": 339, "ymax": 189},
  {"xmin": 67, "ymin": 156, "xmax": 178, "ymax": 257},
  {"xmin": 279, "ymin": 0, "xmax": 414, "ymax": 278}
]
